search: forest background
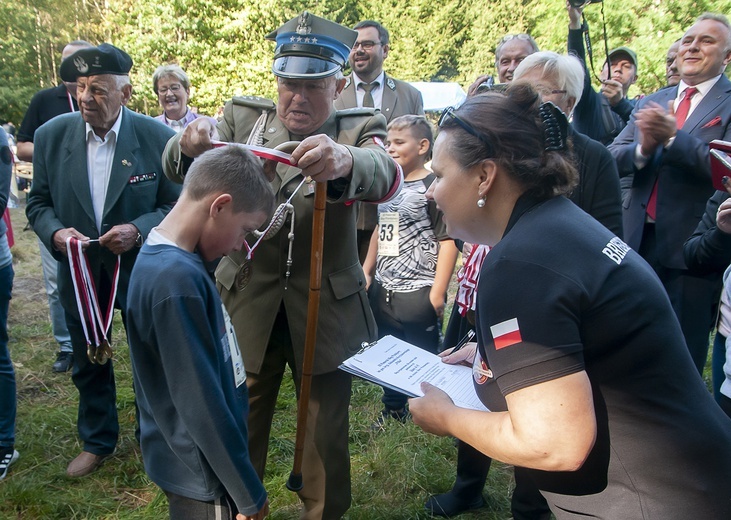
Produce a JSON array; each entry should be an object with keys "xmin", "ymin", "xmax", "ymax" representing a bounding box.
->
[{"xmin": 2, "ymin": 0, "xmax": 730, "ymax": 124}]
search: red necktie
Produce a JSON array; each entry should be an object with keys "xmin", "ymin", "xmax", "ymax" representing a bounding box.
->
[{"xmin": 646, "ymin": 87, "xmax": 699, "ymax": 220}]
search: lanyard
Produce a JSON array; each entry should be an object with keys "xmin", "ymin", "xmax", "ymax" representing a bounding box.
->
[{"xmin": 244, "ymin": 177, "xmax": 306, "ymax": 260}]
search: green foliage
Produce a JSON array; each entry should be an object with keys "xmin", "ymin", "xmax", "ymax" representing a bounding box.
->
[
  {"xmin": 0, "ymin": 0, "xmax": 105, "ymax": 123},
  {"xmin": 2, "ymin": 0, "xmax": 729, "ymax": 125}
]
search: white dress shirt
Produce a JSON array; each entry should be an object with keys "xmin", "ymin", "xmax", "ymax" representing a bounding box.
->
[
  {"xmin": 353, "ymin": 71, "xmax": 386, "ymax": 110},
  {"xmin": 86, "ymin": 109, "xmax": 123, "ymax": 233}
]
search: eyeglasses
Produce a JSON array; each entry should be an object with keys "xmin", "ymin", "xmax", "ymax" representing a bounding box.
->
[
  {"xmin": 438, "ymin": 106, "xmax": 493, "ymax": 153},
  {"xmin": 158, "ymin": 84, "xmax": 183, "ymax": 95},
  {"xmin": 352, "ymin": 40, "xmax": 382, "ymax": 51},
  {"xmin": 534, "ymin": 86, "xmax": 567, "ymax": 97}
]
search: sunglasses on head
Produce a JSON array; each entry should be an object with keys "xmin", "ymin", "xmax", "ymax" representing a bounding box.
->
[
  {"xmin": 438, "ymin": 106, "xmax": 493, "ymax": 154},
  {"xmin": 498, "ymin": 34, "xmax": 533, "ymax": 45}
]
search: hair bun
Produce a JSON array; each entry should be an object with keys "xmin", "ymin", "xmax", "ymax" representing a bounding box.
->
[{"xmin": 505, "ymin": 81, "xmax": 541, "ymax": 111}]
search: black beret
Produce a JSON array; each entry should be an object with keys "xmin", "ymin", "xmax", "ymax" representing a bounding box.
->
[{"xmin": 60, "ymin": 43, "xmax": 133, "ymax": 82}]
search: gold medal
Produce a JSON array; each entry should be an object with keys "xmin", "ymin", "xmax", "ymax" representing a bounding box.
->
[
  {"xmin": 96, "ymin": 339, "xmax": 113, "ymax": 365},
  {"xmin": 235, "ymin": 258, "xmax": 253, "ymax": 291}
]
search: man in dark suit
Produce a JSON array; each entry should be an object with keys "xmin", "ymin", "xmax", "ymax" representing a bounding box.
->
[
  {"xmin": 334, "ymin": 20, "xmax": 424, "ymax": 261},
  {"xmin": 609, "ymin": 13, "xmax": 731, "ymax": 373},
  {"xmin": 26, "ymin": 43, "xmax": 181, "ymax": 477}
]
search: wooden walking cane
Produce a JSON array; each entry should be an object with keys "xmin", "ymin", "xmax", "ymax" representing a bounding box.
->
[{"xmin": 287, "ymin": 179, "xmax": 327, "ymax": 492}]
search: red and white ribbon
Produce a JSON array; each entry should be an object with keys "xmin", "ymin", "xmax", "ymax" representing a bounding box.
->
[
  {"xmin": 66, "ymin": 237, "xmax": 120, "ymax": 350},
  {"xmin": 455, "ymin": 244, "xmax": 490, "ymax": 317},
  {"xmin": 211, "ymin": 140, "xmax": 296, "ymax": 166}
]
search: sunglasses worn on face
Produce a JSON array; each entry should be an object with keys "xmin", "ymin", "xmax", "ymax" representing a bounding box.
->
[{"xmin": 438, "ymin": 106, "xmax": 494, "ymax": 153}]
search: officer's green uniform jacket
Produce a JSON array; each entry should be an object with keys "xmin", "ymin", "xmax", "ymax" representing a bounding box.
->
[{"xmin": 162, "ymin": 96, "xmax": 399, "ymax": 374}]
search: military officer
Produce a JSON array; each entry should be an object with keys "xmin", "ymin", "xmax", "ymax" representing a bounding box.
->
[{"xmin": 162, "ymin": 12, "xmax": 401, "ymax": 520}]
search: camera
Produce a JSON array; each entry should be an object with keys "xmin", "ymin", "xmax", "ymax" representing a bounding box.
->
[
  {"xmin": 569, "ymin": 0, "xmax": 602, "ymax": 7},
  {"xmin": 475, "ymin": 76, "xmax": 507, "ymax": 94}
]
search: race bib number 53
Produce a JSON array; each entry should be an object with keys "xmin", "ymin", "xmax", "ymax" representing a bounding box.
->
[{"xmin": 377, "ymin": 212, "xmax": 399, "ymax": 257}]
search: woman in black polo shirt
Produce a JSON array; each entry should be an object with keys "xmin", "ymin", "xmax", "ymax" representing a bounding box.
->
[{"xmin": 409, "ymin": 84, "xmax": 731, "ymax": 519}]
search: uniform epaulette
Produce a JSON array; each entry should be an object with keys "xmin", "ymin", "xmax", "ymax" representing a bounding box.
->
[
  {"xmin": 336, "ymin": 107, "xmax": 378, "ymax": 117},
  {"xmin": 231, "ymin": 96, "xmax": 276, "ymax": 110}
]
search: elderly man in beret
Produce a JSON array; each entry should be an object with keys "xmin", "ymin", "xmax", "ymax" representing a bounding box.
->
[
  {"xmin": 163, "ymin": 11, "xmax": 400, "ymax": 519},
  {"xmin": 26, "ymin": 43, "xmax": 181, "ymax": 478}
]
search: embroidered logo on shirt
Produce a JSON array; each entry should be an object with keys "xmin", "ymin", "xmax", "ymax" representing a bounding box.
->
[
  {"xmin": 490, "ymin": 318, "xmax": 522, "ymax": 350},
  {"xmin": 128, "ymin": 172, "xmax": 157, "ymax": 184},
  {"xmin": 473, "ymin": 349, "xmax": 493, "ymax": 384},
  {"xmin": 602, "ymin": 237, "xmax": 629, "ymax": 265}
]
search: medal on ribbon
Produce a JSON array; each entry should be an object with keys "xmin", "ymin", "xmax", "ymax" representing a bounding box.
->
[{"xmin": 66, "ymin": 237, "xmax": 120, "ymax": 364}]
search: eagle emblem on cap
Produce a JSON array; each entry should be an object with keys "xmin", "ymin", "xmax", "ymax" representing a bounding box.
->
[
  {"xmin": 74, "ymin": 56, "xmax": 89, "ymax": 74},
  {"xmin": 296, "ymin": 11, "xmax": 312, "ymax": 34}
]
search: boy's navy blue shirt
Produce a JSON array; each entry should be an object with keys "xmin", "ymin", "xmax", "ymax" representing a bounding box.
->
[{"xmin": 125, "ymin": 241, "xmax": 266, "ymax": 515}]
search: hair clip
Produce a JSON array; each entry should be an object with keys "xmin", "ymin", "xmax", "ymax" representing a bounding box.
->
[{"xmin": 539, "ymin": 101, "xmax": 569, "ymax": 152}]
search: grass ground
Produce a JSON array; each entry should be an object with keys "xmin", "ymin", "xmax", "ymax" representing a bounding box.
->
[{"xmin": 0, "ymin": 206, "xmax": 516, "ymax": 519}]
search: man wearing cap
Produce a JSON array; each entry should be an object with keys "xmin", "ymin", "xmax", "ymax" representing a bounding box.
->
[
  {"xmin": 334, "ymin": 20, "xmax": 424, "ymax": 262},
  {"xmin": 16, "ymin": 40, "xmax": 93, "ymax": 374},
  {"xmin": 609, "ymin": 13, "xmax": 731, "ymax": 373},
  {"xmin": 26, "ymin": 43, "xmax": 181, "ymax": 477},
  {"xmin": 163, "ymin": 11, "xmax": 400, "ymax": 519},
  {"xmin": 567, "ymin": 2, "xmax": 638, "ymax": 145}
]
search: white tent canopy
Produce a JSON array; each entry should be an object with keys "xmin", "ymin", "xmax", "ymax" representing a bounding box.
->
[{"xmin": 409, "ymin": 82, "xmax": 467, "ymax": 112}]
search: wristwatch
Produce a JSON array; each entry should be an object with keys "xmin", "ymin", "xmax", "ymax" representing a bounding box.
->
[{"xmin": 135, "ymin": 232, "xmax": 143, "ymax": 248}]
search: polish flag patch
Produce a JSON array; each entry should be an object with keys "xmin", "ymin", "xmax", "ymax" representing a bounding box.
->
[{"xmin": 490, "ymin": 318, "xmax": 522, "ymax": 350}]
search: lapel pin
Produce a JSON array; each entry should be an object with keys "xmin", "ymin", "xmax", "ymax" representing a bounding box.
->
[{"xmin": 122, "ymin": 159, "xmax": 132, "ymax": 167}]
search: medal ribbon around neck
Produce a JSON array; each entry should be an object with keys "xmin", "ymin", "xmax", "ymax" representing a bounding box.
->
[{"xmin": 66, "ymin": 237, "xmax": 120, "ymax": 364}]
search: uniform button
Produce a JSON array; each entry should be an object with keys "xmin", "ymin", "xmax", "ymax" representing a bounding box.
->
[
  {"xmin": 356, "ymin": 186, "xmax": 364, "ymax": 193},
  {"xmin": 284, "ymin": 189, "xmax": 293, "ymax": 197},
  {"xmin": 358, "ymin": 279, "xmax": 363, "ymax": 286},
  {"xmin": 268, "ymin": 127, "xmax": 276, "ymax": 133}
]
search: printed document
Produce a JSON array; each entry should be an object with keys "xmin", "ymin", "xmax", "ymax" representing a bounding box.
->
[{"xmin": 340, "ymin": 335, "xmax": 488, "ymax": 411}]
